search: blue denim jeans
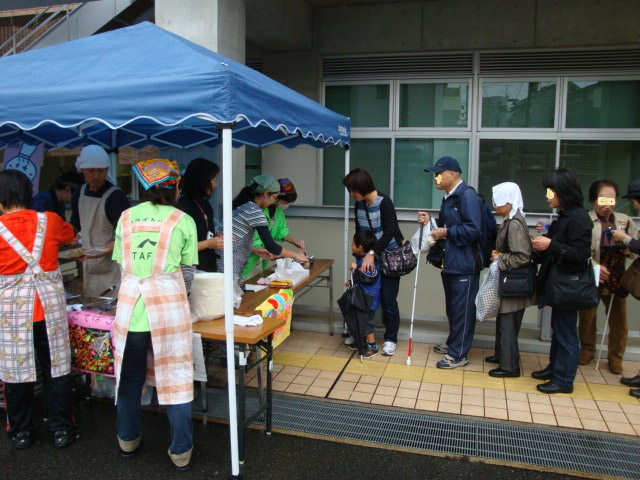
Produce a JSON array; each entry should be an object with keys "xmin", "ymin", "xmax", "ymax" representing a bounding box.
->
[
  {"xmin": 116, "ymin": 331, "xmax": 193, "ymax": 455},
  {"xmin": 380, "ymin": 274, "xmax": 401, "ymax": 343},
  {"xmin": 548, "ymin": 308, "xmax": 579, "ymax": 388}
]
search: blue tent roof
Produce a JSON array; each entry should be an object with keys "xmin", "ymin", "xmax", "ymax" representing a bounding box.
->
[{"xmin": 0, "ymin": 22, "xmax": 350, "ymax": 150}]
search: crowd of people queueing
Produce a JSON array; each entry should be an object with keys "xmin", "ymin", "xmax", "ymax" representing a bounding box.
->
[{"xmin": 341, "ymin": 159, "xmax": 640, "ymax": 400}]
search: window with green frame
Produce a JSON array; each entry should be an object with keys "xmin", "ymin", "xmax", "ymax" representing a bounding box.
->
[
  {"xmin": 323, "ymin": 139, "xmax": 391, "ymax": 205},
  {"xmin": 399, "ymin": 82, "xmax": 468, "ymax": 128},
  {"xmin": 566, "ymin": 80, "xmax": 640, "ymax": 129},
  {"xmin": 559, "ymin": 140, "xmax": 640, "ymax": 215},
  {"xmin": 245, "ymin": 146, "xmax": 262, "ymax": 185},
  {"xmin": 394, "ymin": 138, "xmax": 469, "ymax": 208},
  {"xmin": 325, "ymin": 84, "xmax": 390, "ymax": 128},
  {"xmin": 482, "ymin": 81, "xmax": 556, "ymax": 128},
  {"xmin": 478, "ymin": 139, "xmax": 556, "ymax": 213}
]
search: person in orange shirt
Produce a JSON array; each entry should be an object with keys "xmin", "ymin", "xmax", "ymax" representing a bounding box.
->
[{"xmin": 0, "ymin": 170, "xmax": 77, "ymax": 450}]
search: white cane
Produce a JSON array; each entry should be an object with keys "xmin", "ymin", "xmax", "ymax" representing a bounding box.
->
[
  {"xmin": 594, "ymin": 301, "xmax": 613, "ymax": 371},
  {"xmin": 407, "ymin": 224, "xmax": 424, "ymax": 367}
]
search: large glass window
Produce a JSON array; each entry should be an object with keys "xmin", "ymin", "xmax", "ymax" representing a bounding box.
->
[
  {"xmin": 322, "ymin": 138, "xmax": 391, "ymax": 206},
  {"xmin": 394, "ymin": 138, "xmax": 469, "ymax": 208},
  {"xmin": 325, "ymin": 84, "xmax": 390, "ymax": 128},
  {"xmin": 399, "ymin": 83, "xmax": 468, "ymax": 128},
  {"xmin": 478, "ymin": 139, "xmax": 556, "ymax": 213},
  {"xmin": 559, "ymin": 140, "xmax": 640, "ymax": 215},
  {"xmin": 482, "ymin": 81, "xmax": 556, "ymax": 128},
  {"xmin": 566, "ymin": 80, "xmax": 640, "ymax": 129}
]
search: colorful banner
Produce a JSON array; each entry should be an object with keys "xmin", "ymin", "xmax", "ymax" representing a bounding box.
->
[{"xmin": 2, "ymin": 140, "xmax": 44, "ymax": 194}]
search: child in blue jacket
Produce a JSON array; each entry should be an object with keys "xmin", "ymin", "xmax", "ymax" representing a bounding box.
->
[{"xmin": 345, "ymin": 230, "xmax": 381, "ymax": 358}]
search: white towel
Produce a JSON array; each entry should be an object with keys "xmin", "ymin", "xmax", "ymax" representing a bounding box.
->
[{"xmin": 233, "ymin": 314, "xmax": 263, "ymax": 326}]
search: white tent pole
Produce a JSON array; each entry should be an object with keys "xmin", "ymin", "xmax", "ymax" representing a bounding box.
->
[
  {"xmin": 221, "ymin": 126, "xmax": 241, "ymax": 477},
  {"xmin": 344, "ymin": 147, "xmax": 350, "ymax": 284}
]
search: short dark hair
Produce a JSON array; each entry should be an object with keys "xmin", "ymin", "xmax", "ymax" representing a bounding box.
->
[
  {"xmin": 0, "ymin": 169, "xmax": 32, "ymax": 209},
  {"xmin": 542, "ymin": 168, "xmax": 584, "ymax": 209},
  {"xmin": 146, "ymin": 185, "xmax": 178, "ymax": 206},
  {"xmin": 52, "ymin": 171, "xmax": 83, "ymax": 192},
  {"xmin": 343, "ymin": 168, "xmax": 376, "ymax": 196},
  {"xmin": 181, "ymin": 158, "xmax": 220, "ymax": 200},
  {"xmin": 588, "ymin": 180, "xmax": 619, "ymax": 203},
  {"xmin": 353, "ymin": 230, "xmax": 376, "ymax": 253}
]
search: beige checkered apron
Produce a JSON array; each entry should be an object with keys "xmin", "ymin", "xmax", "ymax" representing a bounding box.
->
[
  {"xmin": 113, "ymin": 208, "xmax": 193, "ymax": 405},
  {"xmin": 0, "ymin": 213, "xmax": 70, "ymax": 383}
]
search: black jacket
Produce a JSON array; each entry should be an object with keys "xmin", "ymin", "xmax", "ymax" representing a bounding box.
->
[
  {"xmin": 537, "ymin": 204, "xmax": 593, "ymax": 299},
  {"xmin": 354, "ymin": 193, "xmax": 403, "ymax": 256},
  {"xmin": 176, "ymin": 196, "xmax": 218, "ymax": 272}
]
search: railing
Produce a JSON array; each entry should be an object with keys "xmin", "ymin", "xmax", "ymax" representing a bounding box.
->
[{"xmin": 0, "ymin": 3, "xmax": 83, "ymax": 57}]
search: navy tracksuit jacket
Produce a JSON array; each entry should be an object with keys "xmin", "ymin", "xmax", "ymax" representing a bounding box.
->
[{"xmin": 436, "ymin": 181, "xmax": 485, "ymax": 360}]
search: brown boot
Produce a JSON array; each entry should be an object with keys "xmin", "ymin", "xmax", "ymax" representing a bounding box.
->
[
  {"xmin": 578, "ymin": 350, "xmax": 593, "ymax": 366},
  {"xmin": 608, "ymin": 358, "xmax": 623, "ymax": 375}
]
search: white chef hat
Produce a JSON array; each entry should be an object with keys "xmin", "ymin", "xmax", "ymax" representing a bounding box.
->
[{"xmin": 75, "ymin": 145, "xmax": 110, "ymax": 171}]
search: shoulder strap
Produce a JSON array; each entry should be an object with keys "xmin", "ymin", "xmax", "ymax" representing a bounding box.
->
[
  {"xmin": 152, "ymin": 209, "xmax": 185, "ymax": 274},
  {"xmin": 0, "ymin": 213, "xmax": 46, "ymax": 272}
]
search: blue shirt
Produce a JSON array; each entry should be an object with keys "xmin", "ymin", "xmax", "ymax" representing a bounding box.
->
[
  {"xmin": 354, "ymin": 254, "xmax": 381, "ymax": 311},
  {"xmin": 31, "ymin": 189, "xmax": 65, "ymax": 218}
]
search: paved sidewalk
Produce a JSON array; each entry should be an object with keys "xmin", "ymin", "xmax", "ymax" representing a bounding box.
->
[{"xmin": 207, "ymin": 331, "xmax": 640, "ymax": 436}]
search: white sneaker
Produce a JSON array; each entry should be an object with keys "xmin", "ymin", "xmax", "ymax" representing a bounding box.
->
[
  {"xmin": 344, "ymin": 335, "xmax": 356, "ymax": 349},
  {"xmin": 382, "ymin": 341, "xmax": 396, "ymax": 356}
]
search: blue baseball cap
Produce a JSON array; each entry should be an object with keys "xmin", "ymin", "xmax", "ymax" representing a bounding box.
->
[{"xmin": 424, "ymin": 156, "xmax": 462, "ymax": 174}]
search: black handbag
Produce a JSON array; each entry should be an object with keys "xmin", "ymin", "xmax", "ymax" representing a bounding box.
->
[
  {"xmin": 498, "ymin": 220, "xmax": 537, "ymax": 297},
  {"xmin": 426, "ymin": 239, "xmax": 445, "ymax": 269},
  {"xmin": 545, "ymin": 259, "xmax": 599, "ymax": 311},
  {"xmin": 361, "ymin": 202, "xmax": 416, "ymax": 277}
]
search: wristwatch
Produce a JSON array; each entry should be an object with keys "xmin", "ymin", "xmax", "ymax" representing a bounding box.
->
[{"xmin": 368, "ymin": 250, "xmax": 375, "ymax": 256}]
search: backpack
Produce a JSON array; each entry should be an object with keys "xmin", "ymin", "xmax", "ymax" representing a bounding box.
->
[{"xmin": 427, "ymin": 186, "xmax": 497, "ymax": 270}]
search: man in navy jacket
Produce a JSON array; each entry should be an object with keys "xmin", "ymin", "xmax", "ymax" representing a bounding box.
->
[{"xmin": 421, "ymin": 157, "xmax": 485, "ymax": 369}]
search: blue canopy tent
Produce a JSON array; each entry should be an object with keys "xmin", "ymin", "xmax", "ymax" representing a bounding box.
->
[{"xmin": 0, "ymin": 22, "xmax": 351, "ymax": 477}]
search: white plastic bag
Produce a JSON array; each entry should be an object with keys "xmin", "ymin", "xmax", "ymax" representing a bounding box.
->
[
  {"xmin": 475, "ymin": 261, "xmax": 501, "ymax": 321},
  {"xmin": 189, "ymin": 272, "xmax": 225, "ymax": 322},
  {"xmin": 410, "ymin": 219, "xmax": 438, "ymax": 255}
]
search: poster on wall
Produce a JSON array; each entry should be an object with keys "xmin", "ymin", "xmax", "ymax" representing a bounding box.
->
[{"xmin": 2, "ymin": 140, "xmax": 44, "ymax": 194}]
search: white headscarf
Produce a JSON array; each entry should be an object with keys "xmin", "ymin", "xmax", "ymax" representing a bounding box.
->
[
  {"xmin": 75, "ymin": 145, "xmax": 115, "ymax": 183},
  {"xmin": 492, "ymin": 182, "xmax": 525, "ymax": 219}
]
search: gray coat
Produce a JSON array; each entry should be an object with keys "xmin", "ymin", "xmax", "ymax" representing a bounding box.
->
[{"xmin": 496, "ymin": 212, "xmax": 536, "ymax": 314}]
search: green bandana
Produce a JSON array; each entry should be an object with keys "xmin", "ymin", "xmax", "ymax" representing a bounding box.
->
[{"xmin": 252, "ymin": 175, "xmax": 280, "ymax": 194}]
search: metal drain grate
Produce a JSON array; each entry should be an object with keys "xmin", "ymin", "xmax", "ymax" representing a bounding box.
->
[{"xmin": 195, "ymin": 390, "xmax": 640, "ymax": 479}]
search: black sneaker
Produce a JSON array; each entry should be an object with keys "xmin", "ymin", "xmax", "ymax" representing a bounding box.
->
[
  {"xmin": 10, "ymin": 431, "xmax": 32, "ymax": 450},
  {"xmin": 53, "ymin": 430, "xmax": 79, "ymax": 449},
  {"xmin": 361, "ymin": 343, "xmax": 379, "ymax": 359}
]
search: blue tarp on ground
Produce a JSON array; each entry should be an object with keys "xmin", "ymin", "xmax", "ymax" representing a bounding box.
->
[{"xmin": 0, "ymin": 21, "xmax": 350, "ymax": 150}]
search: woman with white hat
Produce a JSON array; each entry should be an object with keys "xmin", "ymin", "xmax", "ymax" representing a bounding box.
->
[
  {"xmin": 70, "ymin": 145, "xmax": 130, "ymax": 297},
  {"xmin": 485, "ymin": 182, "xmax": 536, "ymax": 378}
]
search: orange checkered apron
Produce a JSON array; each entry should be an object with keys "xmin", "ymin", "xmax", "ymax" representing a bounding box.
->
[
  {"xmin": 113, "ymin": 209, "xmax": 193, "ymax": 405},
  {"xmin": 0, "ymin": 213, "xmax": 70, "ymax": 383}
]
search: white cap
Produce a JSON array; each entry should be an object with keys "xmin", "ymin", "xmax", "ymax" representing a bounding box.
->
[{"xmin": 76, "ymin": 145, "xmax": 110, "ymax": 171}]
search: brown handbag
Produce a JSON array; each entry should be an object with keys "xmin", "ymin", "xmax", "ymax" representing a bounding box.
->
[{"xmin": 621, "ymin": 258, "xmax": 640, "ymax": 300}]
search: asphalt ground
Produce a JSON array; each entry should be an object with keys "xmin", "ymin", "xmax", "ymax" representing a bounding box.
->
[{"xmin": 0, "ymin": 398, "xmax": 586, "ymax": 480}]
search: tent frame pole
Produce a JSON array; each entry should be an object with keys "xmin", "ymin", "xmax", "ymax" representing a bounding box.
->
[
  {"xmin": 343, "ymin": 147, "xmax": 351, "ymax": 286},
  {"xmin": 221, "ymin": 125, "xmax": 242, "ymax": 478}
]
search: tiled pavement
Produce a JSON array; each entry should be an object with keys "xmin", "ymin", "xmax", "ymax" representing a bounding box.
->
[{"xmin": 209, "ymin": 331, "xmax": 640, "ymax": 437}]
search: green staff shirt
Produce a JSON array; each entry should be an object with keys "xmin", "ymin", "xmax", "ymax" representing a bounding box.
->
[{"xmin": 112, "ymin": 202, "xmax": 198, "ymax": 332}]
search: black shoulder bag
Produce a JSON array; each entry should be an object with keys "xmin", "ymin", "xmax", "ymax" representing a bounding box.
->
[
  {"xmin": 498, "ymin": 219, "xmax": 537, "ymax": 297},
  {"xmin": 362, "ymin": 201, "xmax": 416, "ymax": 277},
  {"xmin": 546, "ymin": 258, "xmax": 599, "ymax": 310}
]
